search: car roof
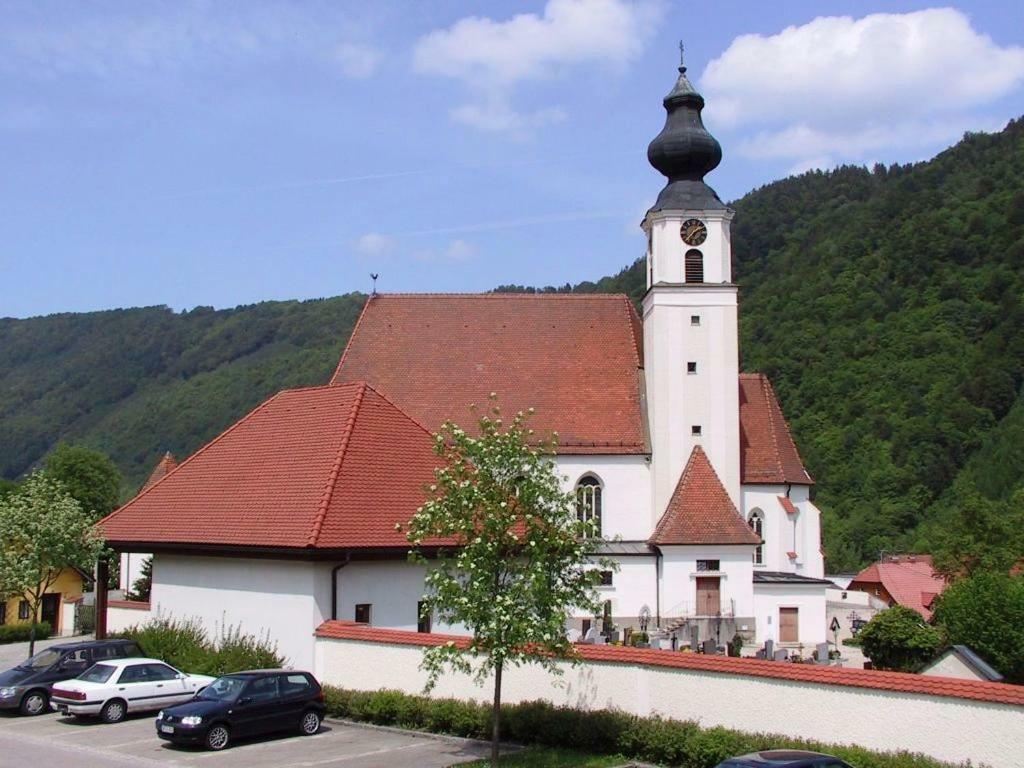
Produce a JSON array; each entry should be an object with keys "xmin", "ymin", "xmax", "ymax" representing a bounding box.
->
[
  {"xmin": 727, "ymin": 751, "xmax": 839, "ymax": 767},
  {"xmin": 223, "ymin": 669, "xmax": 309, "ymax": 678},
  {"xmin": 49, "ymin": 638, "xmax": 135, "ymax": 651},
  {"xmin": 89, "ymin": 657, "xmax": 173, "ymax": 668}
]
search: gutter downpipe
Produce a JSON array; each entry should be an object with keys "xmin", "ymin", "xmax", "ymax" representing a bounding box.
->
[
  {"xmin": 330, "ymin": 554, "xmax": 351, "ymax": 621},
  {"xmin": 654, "ymin": 546, "xmax": 662, "ymax": 628}
]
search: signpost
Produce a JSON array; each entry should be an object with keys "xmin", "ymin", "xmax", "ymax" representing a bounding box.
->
[{"xmin": 830, "ymin": 616, "xmax": 841, "ymax": 659}]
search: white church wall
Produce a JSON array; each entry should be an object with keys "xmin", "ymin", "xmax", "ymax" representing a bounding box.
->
[
  {"xmin": 150, "ymin": 555, "xmax": 330, "ymax": 671},
  {"xmin": 554, "ymin": 455, "xmax": 652, "ymax": 541},
  {"xmin": 753, "ymin": 583, "xmax": 827, "ymax": 646},
  {"xmin": 741, "ymin": 485, "xmax": 824, "ymax": 578},
  {"xmin": 580, "ymin": 556, "xmax": 657, "ymax": 623},
  {"xmin": 659, "ymin": 545, "xmax": 754, "ymax": 619}
]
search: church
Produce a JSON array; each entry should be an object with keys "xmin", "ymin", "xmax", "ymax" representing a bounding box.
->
[{"xmin": 99, "ymin": 58, "xmax": 829, "ymax": 671}]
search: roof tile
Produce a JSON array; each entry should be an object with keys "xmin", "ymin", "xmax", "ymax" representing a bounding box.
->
[{"xmin": 739, "ymin": 374, "xmax": 812, "ymax": 485}]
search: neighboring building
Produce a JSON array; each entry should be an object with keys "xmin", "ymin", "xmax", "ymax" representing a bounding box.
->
[
  {"xmin": 847, "ymin": 554, "xmax": 945, "ymax": 619},
  {"xmin": 922, "ymin": 646, "xmax": 1004, "ymax": 683},
  {"xmin": 119, "ymin": 452, "xmax": 176, "ymax": 594},
  {"xmin": 98, "ymin": 56, "xmax": 830, "ymax": 668},
  {"xmin": 0, "ymin": 567, "xmax": 92, "ymax": 637}
]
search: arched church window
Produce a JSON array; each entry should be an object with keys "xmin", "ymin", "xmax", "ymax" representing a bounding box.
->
[
  {"xmin": 575, "ymin": 475, "xmax": 603, "ymax": 534},
  {"xmin": 749, "ymin": 508, "xmax": 764, "ymax": 565},
  {"xmin": 685, "ymin": 249, "xmax": 704, "ymax": 283}
]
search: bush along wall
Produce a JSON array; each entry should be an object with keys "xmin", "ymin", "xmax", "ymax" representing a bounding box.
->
[
  {"xmin": 115, "ymin": 617, "xmax": 282, "ymax": 675},
  {"xmin": 321, "ymin": 688, "xmax": 963, "ymax": 768},
  {"xmin": 0, "ymin": 622, "xmax": 51, "ymax": 645}
]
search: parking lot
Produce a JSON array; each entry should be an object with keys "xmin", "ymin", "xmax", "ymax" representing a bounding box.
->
[{"xmin": 0, "ymin": 709, "xmax": 493, "ymax": 767}]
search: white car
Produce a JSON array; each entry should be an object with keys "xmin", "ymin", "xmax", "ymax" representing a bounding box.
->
[{"xmin": 50, "ymin": 657, "xmax": 214, "ymax": 723}]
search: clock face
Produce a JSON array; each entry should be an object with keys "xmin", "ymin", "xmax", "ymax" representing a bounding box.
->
[{"xmin": 680, "ymin": 218, "xmax": 707, "ymax": 246}]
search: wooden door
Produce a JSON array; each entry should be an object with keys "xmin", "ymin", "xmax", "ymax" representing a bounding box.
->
[
  {"xmin": 41, "ymin": 593, "xmax": 60, "ymax": 632},
  {"xmin": 779, "ymin": 607, "xmax": 799, "ymax": 643},
  {"xmin": 695, "ymin": 577, "xmax": 721, "ymax": 615}
]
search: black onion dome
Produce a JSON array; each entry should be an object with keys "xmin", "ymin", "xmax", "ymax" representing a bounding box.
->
[{"xmin": 647, "ymin": 62, "xmax": 726, "ymax": 213}]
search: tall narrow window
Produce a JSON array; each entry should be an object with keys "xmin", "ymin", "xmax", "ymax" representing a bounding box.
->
[
  {"xmin": 575, "ymin": 475, "xmax": 603, "ymax": 534},
  {"xmin": 749, "ymin": 509, "xmax": 765, "ymax": 565},
  {"xmin": 0, "ymin": 601, "xmax": 6, "ymax": 625},
  {"xmin": 18, "ymin": 600, "xmax": 30, "ymax": 620},
  {"xmin": 685, "ymin": 249, "xmax": 704, "ymax": 283},
  {"xmin": 417, "ymin": 601, "xmax": 431, "ymax": 634}
]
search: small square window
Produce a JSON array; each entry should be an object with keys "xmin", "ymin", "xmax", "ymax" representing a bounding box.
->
[
  {"xmin": 599, "ymin": 570, "xmax": 613, "ymax": 587},
  {"xmin": 354, "ymin": 603, "xmax": 372, "ymax": 624},
  {"xmin": 687, "ymin": 361, "xmax": 697, "ymax": 374},
  {"xmin": 697, "ymin": 559, "xmax": 720, "ymax": 572},
  {"xmin": 691, "ymin": 425, "xmax": 702, "ymax": 436},
  {"xmin": 691, "ymin": 315, "xmax": 701, "ymax": 326}
]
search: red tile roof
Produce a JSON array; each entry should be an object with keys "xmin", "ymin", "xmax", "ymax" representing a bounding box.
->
[
  {"xmin": 330, "ymin": 294, "xmax": 647, "ymax": 454},
  {"xmin": 650, "ymin": 446, "xmax": 760, "ymax": 546},
  {"xmin": 107, "ymin": 600, "xmax": 151, "ymax": 610},
  {"xmin": 849, "ymin": 555, "xmax": 946, "ymax": 619},
  {"xmin": 314, "ymin": 621, "xmax": 1024, "ymax": 707},
  {"xmin": 141, "ymin": 452, "xmax": 177, "ymax": 492},
  {"xmin": 777, "ymin": 496, "xmax": 798, "ymax": 515},
  {"xmin": 739, "ymin": 374, "xmax": 812, "ymax": 485},
  {"xmin": 99, "ymin": 382, "xmax": 447, "ymax": 550}
]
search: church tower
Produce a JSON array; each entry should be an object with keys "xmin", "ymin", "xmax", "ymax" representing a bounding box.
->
[{"xmin": 643, "ymin": 51, "xmax": 741, "ymax": 521}]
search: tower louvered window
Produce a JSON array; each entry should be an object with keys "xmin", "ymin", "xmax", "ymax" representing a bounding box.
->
[{"xmin": 685, "ymin": 249, "xmax": 704, "ymax": 283}]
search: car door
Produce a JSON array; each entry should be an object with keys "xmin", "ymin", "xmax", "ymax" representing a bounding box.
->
[
  {"xmin": 231, "ymin": 676, "xmax": 280, "ymax": 737},
  {"xmin": 278, "ymin": 673, "xmax": 314, "ymax": 728},
  {"xmin": 50, "ymin": 649, "xmax": 91, "ymax": 686},
  {"xmin": 115, "ymin": 663, "xmax": 159, "ymax": 712},
  {"xmin": 147, "ymin": 663, "xmax": 193, "ymax": 707}
]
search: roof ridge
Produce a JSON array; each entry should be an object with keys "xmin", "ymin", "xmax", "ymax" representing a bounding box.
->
[
  {"xmin": 356, "ymin": 381, "xmax": 438, "ymax": 440},
  {"xmin": 100, "ymin": 390, "xmax": 289, "ymax": 528},
  {"xmin": 330, "ymin": 294, "xmax": 373, "ymax": 385},
  {"xmin": 308, "ymin": 382, "xmax": 367, "ymax": 547},
  {"xmin": 363, "ymin": 292, "xmax": 631, "ymax": 300},
  {"xmin": 758, "ymin": 375, "xmax": 786, "ymax": 481},
  {"xmin": 621, "ymin": 295, "xmax": 642, "ymax": 369}
]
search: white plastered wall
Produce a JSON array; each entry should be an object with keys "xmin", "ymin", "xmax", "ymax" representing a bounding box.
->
[
  {"xmin": 582, "ymin": 556, "xmax": 657, "ymax": 622},
  {"xmin": 659, "ymin": 545, "xmax": 754, "ymax": 619},
  {"xmin": 315, "ymin": 637, "xmax": 1024, "ymax": 768},
  {"xmin": 554, "ymin": 455, "xmax": 652, "ymax": 541},
  {"xmin": 753, "ymin": 582, "xmax": 827, "ymax": 646},
  {"xmin": 107, "ymin": 604, "xmax": 152, "ymax": 634},
  {"xmin": 150, "ymin": 555, "xmax": 332, "ymax": 671},
  {"xmin": 741, "ymin": 485, "xmax": 824, "ymax": 578}
]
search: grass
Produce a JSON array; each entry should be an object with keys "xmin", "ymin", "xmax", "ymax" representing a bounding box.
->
[{"xmin": 459, "ymin": 747, "xmax": 634, "ymax": 767}]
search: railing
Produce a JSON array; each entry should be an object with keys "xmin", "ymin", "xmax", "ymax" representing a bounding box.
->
[{"xmin": 662, "ymin": 597, "xmax": 736, "ymax": 622}]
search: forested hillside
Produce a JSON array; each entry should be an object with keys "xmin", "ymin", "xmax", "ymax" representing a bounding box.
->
[{"xmin": 3, "ymin": 119, "xmax": 1023, "ymax": 570}]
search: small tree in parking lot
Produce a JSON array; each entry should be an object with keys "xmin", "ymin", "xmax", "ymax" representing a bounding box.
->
[
  {"xmin": 0, "ymin": 472, "xmax": 106, "ymax": 655},
  {"xmin": 405, "ymin": 399, "xmax": 607, "ymax": 767}
]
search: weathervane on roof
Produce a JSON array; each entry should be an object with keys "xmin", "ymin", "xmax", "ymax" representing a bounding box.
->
[
  {"xmin": 370, "ymin": 273, "xmax": 379, "ymax": 296},
  {"xmin": 679, "ymin": 40, "xmax": 685, "ymax": 71}
]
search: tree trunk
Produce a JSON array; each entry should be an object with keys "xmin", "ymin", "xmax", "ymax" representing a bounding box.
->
[
  {"xmin": 28, "ymin": 600, "xmax": 38, "ymax": 657},
  {"xmin": 490, "ymin": 661, "xmax": 503, "ymax": 767}
]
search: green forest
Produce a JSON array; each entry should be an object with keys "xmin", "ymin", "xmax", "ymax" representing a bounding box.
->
[{"xmin": 3, "ymin": 118, "xmax": 1023, "ymax": 571}]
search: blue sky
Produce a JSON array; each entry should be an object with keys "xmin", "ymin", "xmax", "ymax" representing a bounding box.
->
[{"xmin": 2, "ymin": 1, "xmax": 1023, "ymax": 318}]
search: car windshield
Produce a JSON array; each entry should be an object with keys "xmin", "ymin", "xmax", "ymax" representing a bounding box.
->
[
  {"xmin": 77, "ymin": 664, "xmax": 116, "ymax": 684},
  {"xmin": 19, "ymin": 649, "xmax": 61, "ymax": 670},
  {"xmin": 197, "ymin": 676, "xmax": 247, "ymax": 701}
]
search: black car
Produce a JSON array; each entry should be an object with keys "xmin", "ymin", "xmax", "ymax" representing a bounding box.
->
[
  {"xmin": 156, "ymin": 669, "xmax": 325, "ymax": 751},
  {"xmin": 0, "ymin": 639, "xmax": 142, "ymax": 716},
  {"xmin": 716, "ymin": 751, "xmax": 853, "ymax": 768}
]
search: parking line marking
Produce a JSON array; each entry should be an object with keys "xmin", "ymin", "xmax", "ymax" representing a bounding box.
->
[{"xmin": 293, "ymin": 739, "xmax": 437, "ymax": 766}]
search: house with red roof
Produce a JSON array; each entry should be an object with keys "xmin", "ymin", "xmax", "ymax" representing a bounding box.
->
[
  {"xmin": 118, "ymin": 452, "xmax": 176, "ymax": 595},
  {"xmin": 97, "ymin": 58, "xmax": 829, "ymax": 670},
  {"xmin": 847, "ymin": 555, "xmax": 946, "ymax": 620}
]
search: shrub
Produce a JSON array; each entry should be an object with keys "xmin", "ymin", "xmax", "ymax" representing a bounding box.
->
[
  {"xmin": 0, "ymin": 622, "xmax": 51, "ymax": 645},
  {"xmin": 932, "ymin": 571, "xmax": 1024, "ymax": 682},
  {"xmin": 117, "ymin": 617, "xmax": 282, "ymax": 674},
  {"xmin": 858, "ymin": 606, "xmax": 943, "ymax": 672},
  {"xmin": 320, "ymin": 686, "xmax": 960, "ymax": 768}
]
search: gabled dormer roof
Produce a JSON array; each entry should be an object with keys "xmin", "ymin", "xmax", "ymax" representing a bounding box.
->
[{"xmin": 650, "ymin": 446, "xmax": 761, "ymax": 546}]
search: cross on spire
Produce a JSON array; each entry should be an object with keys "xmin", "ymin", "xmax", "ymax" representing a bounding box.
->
[{"xmin": 679, "ymin": 40, "xmax": 685, "ymax": 71}]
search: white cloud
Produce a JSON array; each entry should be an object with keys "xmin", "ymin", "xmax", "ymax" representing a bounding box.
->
[
  {"xmin": 355, "ymin": 233, "xmax": 396, "ymax": 258},
  {"xmin": 332, "ymin": 42, "xmax": 381, "ymax": 79},
  {"xmin": 413, "ymin": 0, "xmax": 662, "ymax": 135},
  {"xmin": 700, "ymin": 8, "xmax": 1024, "ymax": 165}
]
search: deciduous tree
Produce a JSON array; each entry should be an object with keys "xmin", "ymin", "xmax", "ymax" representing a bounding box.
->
[
  {"xmin": 405, "ymin": 400, "xmax": 607, "ymax": 767},
  {"xmin": 0, "ymin": 473, "xmax": 106, "ymax": 655},
  {"xmin": 44, "ymin": 443, "xmax": 123, "ymax": 519},
  {"xmin": 857, "ymin": 605, "xmax": 943, "ymax": 673}
]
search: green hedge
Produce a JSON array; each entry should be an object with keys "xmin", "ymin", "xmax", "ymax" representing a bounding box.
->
[
  {"xmin": 0, "ymin": 622, "xmax": 51, "ymax": 645},
  {"xmin": 115, "ymin": 617, "xmax": 282, "ymax": 675},
  {"xmin": 321, "ymin": 688, "xmax": 962, "ymax": 768}
]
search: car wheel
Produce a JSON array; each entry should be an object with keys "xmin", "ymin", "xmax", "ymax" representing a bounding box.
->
[
  {"xmin": 299, "ymin": 710, "xmax": 321, "ymax": 735},
  {"xmin": 100, "ymin": 699, "xmax": 127, "ymax": 724},
  {"xmin": 205, "ymin": 724, "xmax": 230, "ymax": 751},
  {"xmin": 19, "ymin": 690, "xmax": 48, "ymax": 716}
]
